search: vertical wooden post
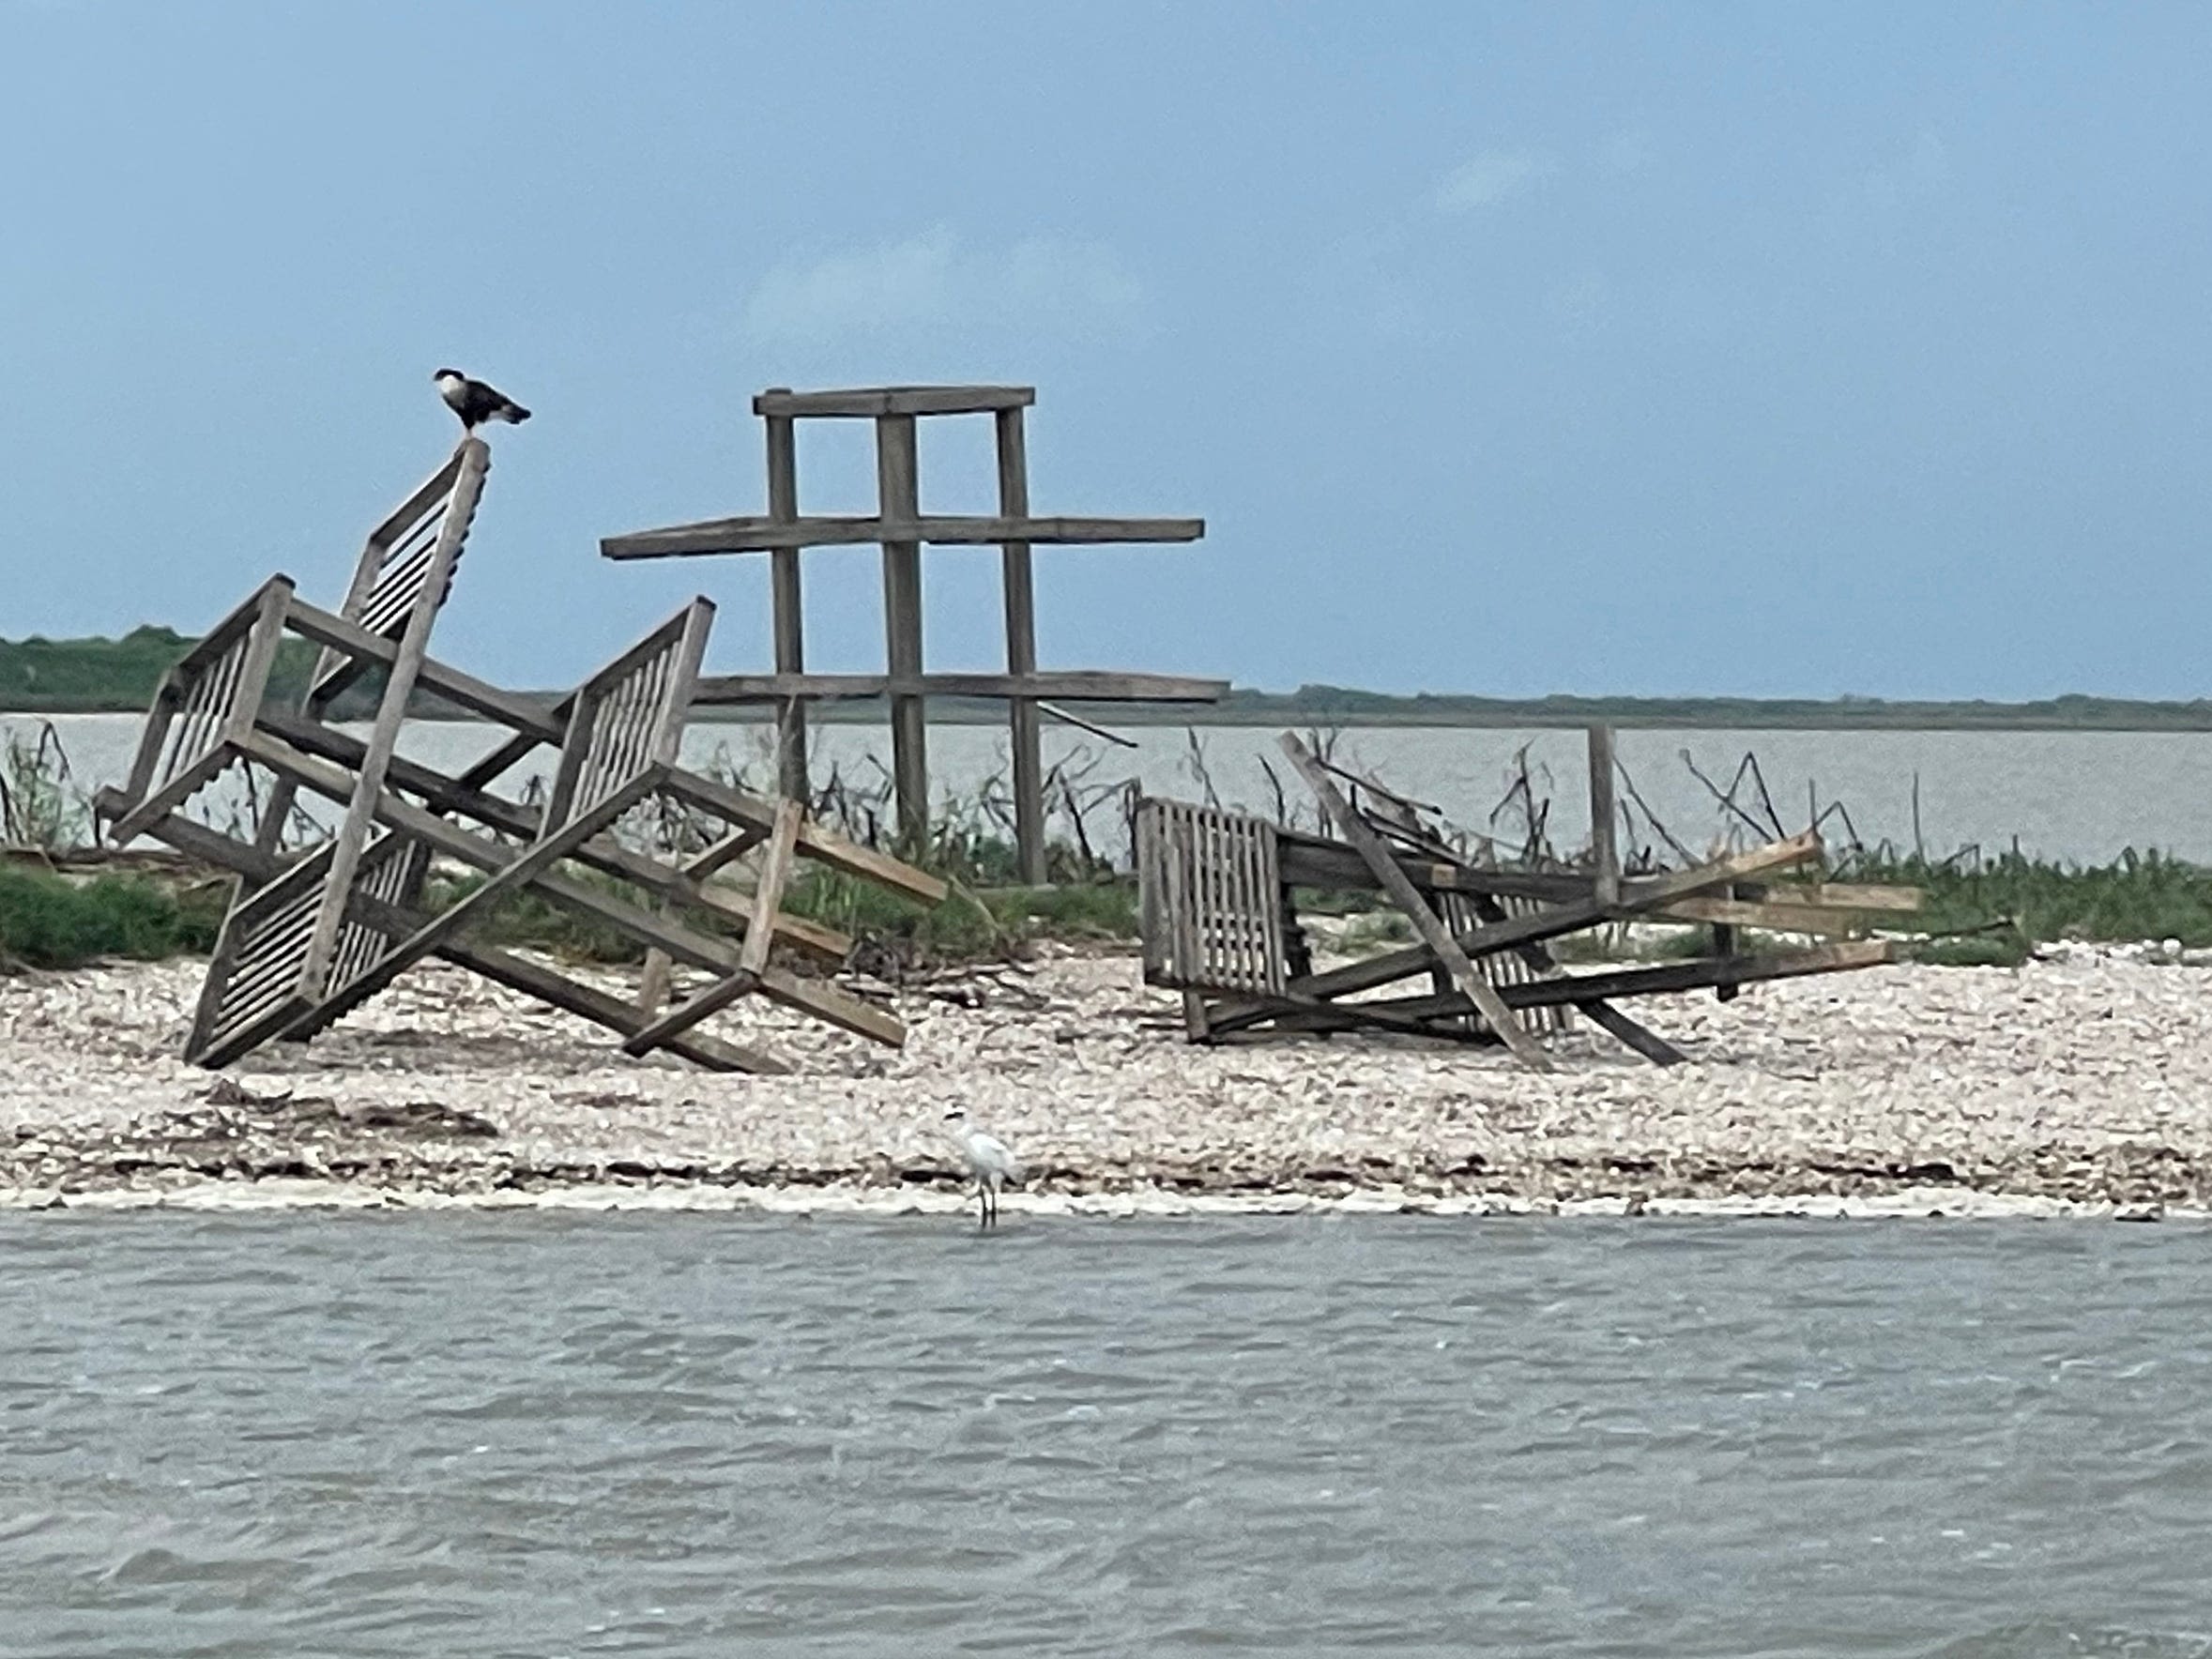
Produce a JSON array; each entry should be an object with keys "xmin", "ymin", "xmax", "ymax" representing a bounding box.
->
[
  {"xmin": 764, "ymin": 407, "xmax": 808, "ymax": 803},
  {"xmin": 997, "ymin": 406, "xmax": 1046, "ymax": 886},
  {"xmin": 875, "ymin": 414, "xmax": 928, "ymax": 848},
  {"xmin": 1588, "ymin": 724, "xmax": 1620, "ymax": 909}
]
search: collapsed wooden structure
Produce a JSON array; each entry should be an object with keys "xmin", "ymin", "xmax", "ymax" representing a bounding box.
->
[
  {"xmin": 600, "ymin": 384, "xmax": 1228, "ymax": 882},
  {"xmin": 1137, "ymin": 731, "xmax": 1921, "ymax": 1068},
  {"xmin": 96, "ymin": 439, "xmax": 946, "ymax": 1074}
]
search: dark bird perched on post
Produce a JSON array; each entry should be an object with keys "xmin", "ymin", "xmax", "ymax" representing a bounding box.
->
[{"xmin": 434, "ymin": 369, "xmax": 531, "ymax": 433}]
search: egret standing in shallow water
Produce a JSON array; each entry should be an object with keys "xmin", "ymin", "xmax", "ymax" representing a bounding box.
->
[{"xmin": 943, "ymin": 1106, "xmax": 1022, "ymax": 1228}]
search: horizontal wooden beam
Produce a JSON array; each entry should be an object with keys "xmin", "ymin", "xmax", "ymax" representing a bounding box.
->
[
  {"xmin": 1206, "ymin": 941, "xmax": 1897, "ymax": 1039},
  {"xmin": 751, "ymin": 385, "xmax": 1034, "ymax": 419},
  {"xmin": 283, "ymin": 598, "xmax": 568, "ymax": 740},
  {"xmin": 1280, "ymin": 830, "xmax": 1825, "ymax": 1004},
  {"xmin": 692, "ymin": 670, "xmax": 1228, "ymax": 706},
  {"xmin": 601, "ymin": 513, "xmax": 1205, "ymax": 559},
  {"xmin": 1657, "ymin": 896, "xmax": 1905, "ymax": 934}
]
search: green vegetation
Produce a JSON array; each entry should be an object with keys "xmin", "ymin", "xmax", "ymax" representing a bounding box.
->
[
  {"xmin": 429, "ymin": 848, "xmax": 1140, "ymax": 972},
  {"xmin": 0, "ymin": 866, "xmax": 224, "ymax": 970},
  {"xmin": 17, "ymin": 625, "xmax": 2212, "ymax": 730},
  {"xmin": 0, "ymin": 626, "xmax": 323, "ymax": 714},
  {"xmin": 1, "ymin": 723, "xmax": 90, "ymax": 849},
  {"xmin": 1848, "ymin": 847, "xmax": 2212, "ymax": 962}
]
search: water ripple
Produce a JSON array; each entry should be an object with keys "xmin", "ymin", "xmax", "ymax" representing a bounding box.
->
[{"xmin": 4, "ymin": 1212, "xmax": 2211, "ymax": 1654}]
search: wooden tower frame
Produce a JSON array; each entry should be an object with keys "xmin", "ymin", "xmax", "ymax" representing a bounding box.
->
[{"xmin": 601, "ymin": 385, "xmax": 1224, "ymax": 882}]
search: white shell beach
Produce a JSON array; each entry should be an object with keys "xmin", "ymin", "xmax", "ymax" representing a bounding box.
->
[{"xmin": 3, "ymin": 943, "xmax": 2203, "ymax": 1218}]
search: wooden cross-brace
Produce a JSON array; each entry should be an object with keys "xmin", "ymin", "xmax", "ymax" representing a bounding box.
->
[{"xmin": 1276, "ymin": 733, "xmax": 1552, "ymax": 1071}]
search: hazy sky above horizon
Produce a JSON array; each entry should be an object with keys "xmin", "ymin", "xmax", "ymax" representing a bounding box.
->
[{"xmin": 3, "ymin": 2, "xmax": 2207, "ymax": 700}]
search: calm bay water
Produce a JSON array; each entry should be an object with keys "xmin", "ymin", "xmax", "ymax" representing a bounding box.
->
[
  {"xmin": 3, "ymin": 1211, "xmax": 2210, "ymax": 1655},
  {"xmin": 15, "ymin": 712, "xmax": 2212, "ymax": 865}
]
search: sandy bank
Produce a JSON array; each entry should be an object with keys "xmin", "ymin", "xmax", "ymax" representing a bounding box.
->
[{"xmin": 2, "ymin": 945, "xmax": 2206, "ymax": 1215}]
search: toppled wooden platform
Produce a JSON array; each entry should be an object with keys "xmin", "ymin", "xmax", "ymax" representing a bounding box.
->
[{"xmin": 1137, "ymin": 730, "xmax": 1922, "ymax": 1068}]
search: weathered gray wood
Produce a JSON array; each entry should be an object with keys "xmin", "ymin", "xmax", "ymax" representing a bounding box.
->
[
  {"xmin": 1276, "ymin": 833, "xmax": 1919, "ymax": 921},
  {"xmin": 875, "ymin": 412, "xmax": 928, "ymax": 848},
  {"xmin": 601, "ymin": 513, "xmax": 1206, "ymax": 559},
  {"xmin": 282, "ymin": 598, "xmax": 563, "ymax": 740},
  {"xmin": 454, "ymin": 939, "xmax": 785, "ymax": 1074},
  {"xmin": 740, "ymin": 799, "xmax": 801, "ymax": 977},
  {"xmin": 619, "ymin": 802, "xmax": 798, "ymax": 1056},
  {"xmin": 765, "ymin": 410, "xmax": 809, "ymax": 801},
  {"xmin": 1711, "ymin": 914, "xmax": 1741, "ymax": 1002},
  {"xmin": 1289, "ymin": 830, "xmax": 1824, "ymax": 1005},
  {"xmin": 163, "ymin": 814, "xmax": 781, "ymax": 1073},
  {"xmin": 309, "ymin": 439, "xmax": 486, "ymax": 708},
  {"xmin": 241, "ymin": 723, "xmax": 854, "ymax": 962},
  {"xmin": 1660, "ymin": 894, "xmax": 1882, "ymax": 934},
  {"xmin": 1278, "ymin": 734, "xmax": 1550, "ymax": 1070},
  {"xmin": 1492, "ymin": 940, "xmax": 1897, "ymax": 1006},
  {"xmin": 692, "ymin": 670, "xmax": 1228, "ymax": 704},
  {"xmin": 1134, "ymin": 799, "xmax": 1287, "ymax": 997},
  {"xmin": 1579, "ymin": 1001, "xmax": 1689, "ymax": 1065},
  {"xmin": 998, "ymin": 405, "xmax": 1046, "ymax": 885},
  {"xmin": 240, "ymin": 717, "xmax": 930, "ymax": 1058},
  {"xmin": 1588, "ymin": 725, "xmax": 1620, "ymax": 907},
  {"xmin": 754, "ymin": 385, "xmax": 1035, "ymax": 419},
  {"xmin": 1206, "ymin": 941, "xmax": 1894, "ymax": 1041}
]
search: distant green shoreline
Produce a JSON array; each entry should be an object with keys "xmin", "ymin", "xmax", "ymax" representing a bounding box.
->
[{"xmin": 8, "ymin": 629, "xmax": 2212, "ymax": 731}]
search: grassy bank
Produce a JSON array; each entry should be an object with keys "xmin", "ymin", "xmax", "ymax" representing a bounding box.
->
[
  {"xmin": 14, "ymin": 845, "xmax": 2212, "ymax": 975},
  {"xmin": 0, "ymin": 866, "xmax": 226, "ymax": 970}
]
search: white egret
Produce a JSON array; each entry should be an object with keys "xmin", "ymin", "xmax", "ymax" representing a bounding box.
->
[{"xmin": 943, "ymin": 1106, "xmax": 1023, "ymax": 1228}]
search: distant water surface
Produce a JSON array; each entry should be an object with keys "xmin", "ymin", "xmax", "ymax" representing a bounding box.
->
[
  {"xmin": 3, "ymin": 1212, "xmax": 2211, "ymax": 1656},
  {"xmin": 17, "ymin": 712, "xmax": 2212, "ymax": 864}
]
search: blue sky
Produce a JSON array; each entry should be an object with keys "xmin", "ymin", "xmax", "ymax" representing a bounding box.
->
[{"xmin": 3, "ymin": 2, "xmax": 2207, "ymax": 699}]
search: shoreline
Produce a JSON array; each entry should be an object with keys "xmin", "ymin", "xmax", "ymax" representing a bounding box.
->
[
  {"xmin": 7, "ymin": 945, "xmax": 2211, "ymax": 1221},
  {"xmin": 0, "ymin": 1178, "xmax": 2188, "ymax": 1222}
]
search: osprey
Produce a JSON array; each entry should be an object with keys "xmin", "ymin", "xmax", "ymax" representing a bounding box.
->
[{"xmin": 433, "ymin": 369, "xmax": 531, "ymax": 433}]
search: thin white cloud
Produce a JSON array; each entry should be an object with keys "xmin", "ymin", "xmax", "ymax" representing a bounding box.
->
[
  {"xmin": 742, "ymin": 227, "xmax": 1142, "ymax": 345},
  {"xmin": 1435, "ymin": 149, "xmax": 1553, "ymax": 213}
]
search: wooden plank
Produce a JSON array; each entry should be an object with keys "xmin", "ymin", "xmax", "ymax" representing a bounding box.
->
[
  {"xmin": 1275, "ymin": 834, "xmax": 1918, "ymax": 917},
  {"xmin": 1659, "ymin": 895, "xmax": 1887, "ymax": 935},
  {"xmin": 1291, "ymin": 830, "xmax": 1826, "ymax": 1003},
  {"xmin": 1588, "ymin": 725, "xmax": 1620, "ymax": 908},
  {"xmin": 998, "ymin": 405, "xmax": 1046, "ymax": 886},
  {"xmin": 1490, "ymin": 940, "xmax": 1898, "ymax": 1007},
  {"xmin": 452, "ymin": 942, "xmax": 784, "ymax": 1074},
  {"xmin": 1579, "ymin": 1001, "xmax": 1688, "ymax": 1065},
  {"xmin": 692, "ymin": 670, "xmax": 1228, "ymax": 704},
  {"xmin": 306, "ymin": 776, "xmax": 653, "ymax": 1019},
  {"xmin": 1277, "ymin": 733, "xmax": 1551, "ymax": 1071},
  {"xmin": 1207, "ymin": 941, "xmax": 1893, "ymax": 1041},
  {"xmin": 244, "ymin": 735, "xmax": 927, "ymax": 1001},
  {"xmin": 1458, "ymin": 888, "xmax": 1680, "ymax": 1065},
  {"xmin": 876, "ymin": 413, "xmax": 929, "ymax": 848},
  {"xmin": 309, "ymin": 441, "xmax": 483, "ymax": 708},
  {"xmin": 740, "ymin": 800, "xmax": 801, "ymax": 977},
  {"xmin": 600, "ymin": 513, "xmax": 1206, "ymax": 559},
  {"xmin": 241, "ymin": 728, "xmax": 853, "ymax": 961},
  {"xmin": 753, "ymin": 385, "xmax": 1035, "ymax": 419},
  {"xmin": 282, "ymin": 597, "xmax": 564, "ymax": 740},
  {"xmin": 765, "ymin": 410, "xmax": 809, "ymax": 801},
  {"xmin": 753, "ymin": 965, "xmax": 905, "ymax": 1045},
  {"xmin": 1736, "ymin": 880, "xmax": 1924, "ymax": 912}
]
